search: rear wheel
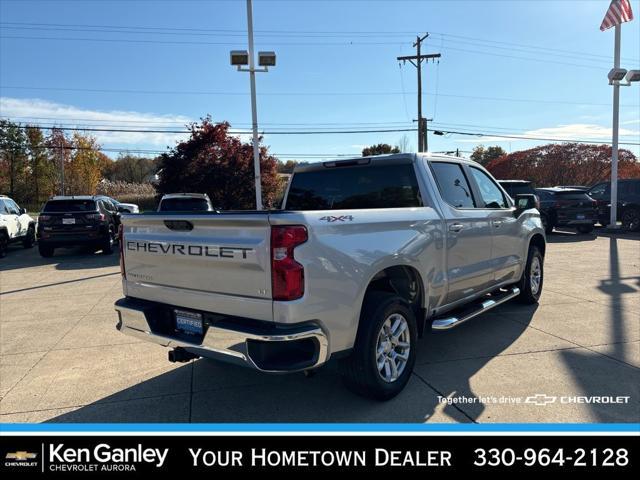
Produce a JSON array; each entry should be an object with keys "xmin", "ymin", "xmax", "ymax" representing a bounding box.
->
[
  {"xmin": 101, "ymin": 229, "xmax": 115, "ymax": 255},
  {"xmin": 622, "ymin": 207, "xmax": 640, "ymax": 232},
  {"xmin": 0, "ymin": 232, "xmax": 8, "ymax": 258},
  {"xmin": 339, "ymin": 292, "xmax": 417, "ymax": 401},
  {"xmin": 517, "ymin": 245, "xmax": 543, "ymax": 304},
  {"xmin": 38, "ymin": 244, "xmax": 54, "ymax": 258},
  {"xmin": 576, "ymin": 225, "xmax": 594, "ymax": 234},
  {"xmin": 23, "ymin": 225, "xmax": 35, "ymax": 248}
]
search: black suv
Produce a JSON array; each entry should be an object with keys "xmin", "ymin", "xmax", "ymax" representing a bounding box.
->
[
  {"xmin": 535, "ymin": 188, "xmax": 598, "ymax": 234},
  {"xmin": 37, "ymin": 196, "xmax": 120, "ymax": 257},
  {"xmin": 588, "ymin": 179, "xmax": 640, "ymax": 231},
  {"xmin": 498, "ymin": 180, "xmax": 536, "ymax": 199}
]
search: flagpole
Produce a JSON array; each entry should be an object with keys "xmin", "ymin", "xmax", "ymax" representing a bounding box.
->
[{"xmin": 609, "ymin": 24, "xmax": 621, "ymax": 229}]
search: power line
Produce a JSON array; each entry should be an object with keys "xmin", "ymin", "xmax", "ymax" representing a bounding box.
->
[
  {"xmin": 2, "ymin": 85, "xmax": 637, "ymax": 108},
  {"xmin": 8, "ymin": 123, "xmax": 639, "ymax": 146},
  {"xmin": 2, "ymin": 22, "xmax": 636, "ymax": 63}
]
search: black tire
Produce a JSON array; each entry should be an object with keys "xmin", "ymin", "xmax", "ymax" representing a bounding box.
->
[
  {"xmin": 339, "ymin": 291, "xmax": 417, "ymax": 401},
  {"xmin": 23, "ymin": 225, "xmax": 35, "ymax": 248},
  {"xmin": 101, "ymin": 229, "xmax": 115, "ymax": 255},
  {"xmin": 621, "ymin": 207, "xmax": 640, "ymax": 232},
  {"xmin": 39, "ymin": 244, "xmax": 54, "ymax": 258},
  {"xmin": 0, "ymin": 232, "xmax": 8, "ymax": 258},
  {"xmin": 576, "ymin": 225, "xmax": 594, "ymax": 234},
  {"xmin": 517, "ymin": 245, "xmax": 544, "ymax": 304}
]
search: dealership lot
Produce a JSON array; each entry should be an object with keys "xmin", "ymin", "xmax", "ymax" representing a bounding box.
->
[{"xmin": 0, "ymin": 230, "xmax": 638, "ymax": 424}]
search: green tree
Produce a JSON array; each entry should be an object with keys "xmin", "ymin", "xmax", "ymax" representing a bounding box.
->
[
  {"xmin": 156, "ymin": 117, "xmax": 281, "ymax": 209},
  {"xmin": 470, "ymin": 145, "xmax": 507, "ymax": 166},
  {"xmin": 0, "ymin": 120, "xmax": 28, "ymax": 199},
  {"xmin": 362, "ymin": 143, "xmax": 400, "ymax": 156}
]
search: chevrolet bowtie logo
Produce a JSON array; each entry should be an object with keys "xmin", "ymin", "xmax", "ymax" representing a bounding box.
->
[
  {"xmin": 6, "ymin": 451, "xmax": 37, "ymax": 461},
  {"xmin": 525, "ymin": 394, "xmax": 557, "ymax": 406}
]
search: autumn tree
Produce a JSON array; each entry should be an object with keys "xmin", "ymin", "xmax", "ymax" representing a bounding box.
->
[
  {"xmin": 45, "ymin": 127, "xmax": 72, "ymax": 195},
  {"xmin": 156, "ymin": 118, "xmax": 280, "ymax": 209},
  {"xmin": 485, "ymin": 143, "xmax": 640, "ymax": 186},
  {"xmin": 24, "ymin": 125, "xmax": 58, "ymax": 206},
  {"xmin": 470, "ymin": 145, "xmax": 507, "ymax": 166},
  {"xmin": 362, "ymin": 143, "xmax": 400, "ymax": 156},
  {"xmin": 66, "ymin": 133, "xmax": 104, "ymax": 195},
  {"xmin": 104, "ymin": 154, "xmax": 158, "ymax": 183}
]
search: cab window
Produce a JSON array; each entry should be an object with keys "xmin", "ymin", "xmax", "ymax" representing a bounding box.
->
[{"xmin": 470, "ymin": 167, "xmax": 508, "ymax": 208}]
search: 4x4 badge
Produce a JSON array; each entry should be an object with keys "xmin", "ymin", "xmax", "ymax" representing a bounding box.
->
[{"xmin": 319, "ymin": 215, "xmax": 354, "ymax": 223}]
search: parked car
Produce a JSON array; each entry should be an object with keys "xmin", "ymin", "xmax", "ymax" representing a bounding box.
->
[
  {"xmin": 115, "ymin": 201, "xmax": 140, "ymax": 214},
  {"xmin": 535, "ymin": 188, "xmax": 598, "ymax": 234},
  {"xmin": 588, "ymin": 179, "xmax": 640, "ymax": 231},
  {"xmin": 0, "ymin": 195, "xmax": 36, "ymax": 258},
  {"xmin": 37, "ymin": 195, "xmax": 120, "ymax": 257},
  {"xmin": 115, "ymin": 153, "xmax": 545, "ymax": 400},
  {"xmin": 157, "ymin": 193, "xmax": 213, "ymax": 212},
  {"xmin": 498, "ymin": 180, "xmax": 536, "ymax": 200}
]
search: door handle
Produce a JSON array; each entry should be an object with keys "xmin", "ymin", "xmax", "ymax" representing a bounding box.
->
[
  {"xmin": 493, "ymin": 220, "xmax": 502, "ymax": 228},
  {"xmin": 449, "ymin": 223, "xmax": 464, "ymax": 232}
]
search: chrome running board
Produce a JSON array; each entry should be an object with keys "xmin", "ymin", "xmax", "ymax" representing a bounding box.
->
[{"xmin": 431, "ymin": 286, "xmax": 521, "ymax": 331}]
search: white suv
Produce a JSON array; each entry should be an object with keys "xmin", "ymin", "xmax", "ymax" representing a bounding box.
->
[{"xmin": 0, "ymin": 195, "xmax": 36, "ymax": 258}]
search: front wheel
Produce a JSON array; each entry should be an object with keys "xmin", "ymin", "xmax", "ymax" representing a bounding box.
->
[
  {"xmin": 339, "ymin": 292, "xmax": 417, "ymax": 401},
  {"xmin": 517, "ymin": 245, "xmax": 544, "ymax": 304}
]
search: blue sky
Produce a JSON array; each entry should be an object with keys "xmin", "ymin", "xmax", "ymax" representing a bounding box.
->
[{"xmin": 1, "ymin": 0, "xmax": 639, "ymax": 160}]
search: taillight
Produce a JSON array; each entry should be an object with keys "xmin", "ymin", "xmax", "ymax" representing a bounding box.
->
[
  {"xmin": 271, "ymin": 225, "xmax": 307, "ymax": 301},
  {"xmin": 86, "ymin": 213, "xmax": 105, "ymax": 221},
  {"xmin": 38, "ymin": 215, "xmax": 51, "ymax": 223},
  {"xmin": 118, "ymin": 224, "xmax": 125, "ymax": 278}
]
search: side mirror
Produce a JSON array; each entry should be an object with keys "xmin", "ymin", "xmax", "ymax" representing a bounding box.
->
[
  {"xmin": 514, "ymin": 194, "xmax": 538, "ymax": 216},
  {"xmin": 19, "ymin": 207, "xmax": 26, "ymax": 215}
]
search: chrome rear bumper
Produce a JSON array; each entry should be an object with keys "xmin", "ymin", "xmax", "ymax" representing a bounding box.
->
[{"xmin": 115, "ymin": 297, "xmax": 329, "ymax": 372}]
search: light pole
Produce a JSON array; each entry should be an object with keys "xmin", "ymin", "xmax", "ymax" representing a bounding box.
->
[
  {"xmin": 606, "ymin": 63, "xmax": 639, "ymax": 228},
  {"xmin": 230, "ymin": 0, "xmax": 276, "ymax": 210}
]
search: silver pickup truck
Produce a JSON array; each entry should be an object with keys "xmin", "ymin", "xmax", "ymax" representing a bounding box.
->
[{"xmin": 115, "ymin": 153, "xmax": 545, "ymax": 400}]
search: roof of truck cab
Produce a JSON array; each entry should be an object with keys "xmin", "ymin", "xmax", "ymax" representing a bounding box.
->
[
  {"xmin": 160, "ymin": 193, "xmax": 210, "ymax": 200},
  {"xmin": 293, "ymin": 153, "xmax": 476, "ymax": 173}
]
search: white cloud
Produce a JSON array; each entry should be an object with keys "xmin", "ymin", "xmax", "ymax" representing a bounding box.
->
[
  {"xmin": 455, "ymin": 123, "xmax": 639, "ymax": 144},
  {"xmin": 523, "ymin": 123, "xmax": 638, "ymax": 139},
  {"xmin": 0, "ymin": 97, "xmax": 193, "ymax": 148}
]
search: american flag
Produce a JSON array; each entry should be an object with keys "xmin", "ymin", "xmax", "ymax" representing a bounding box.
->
[{"xmin": 600, "ymin": 0, "xmax": 634, "ymax": 31}]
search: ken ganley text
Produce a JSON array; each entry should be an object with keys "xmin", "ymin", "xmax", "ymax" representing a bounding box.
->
[{"xmin": 190, "ymin": 448, "xmax": 452, "ymax": 468}]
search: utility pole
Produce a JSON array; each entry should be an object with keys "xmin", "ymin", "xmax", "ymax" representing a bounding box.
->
[
  {"xmin": 397, "ymin": 34, "xmax": 441, "ymax": 152},
  {"xmin": 59, "ymin": 143, "xmax": 65, "ymax": 195}
]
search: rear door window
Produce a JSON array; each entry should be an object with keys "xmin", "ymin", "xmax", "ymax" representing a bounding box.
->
[
  {"xmin": 430, "ymin": 162, "xmax": 475, "ymax": 208},
  {"xmin": 286, "ymin": 164, "xmax": 422, "ymax": 210},
  {"xmin": 43, "ymin": 200, "xmax": 97, "ymax": 212}
]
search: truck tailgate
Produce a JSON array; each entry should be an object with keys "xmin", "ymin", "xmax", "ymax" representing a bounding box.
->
[{"xmin": 121, "ymin": 213, "xmax": 273, "ymax": 319}]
